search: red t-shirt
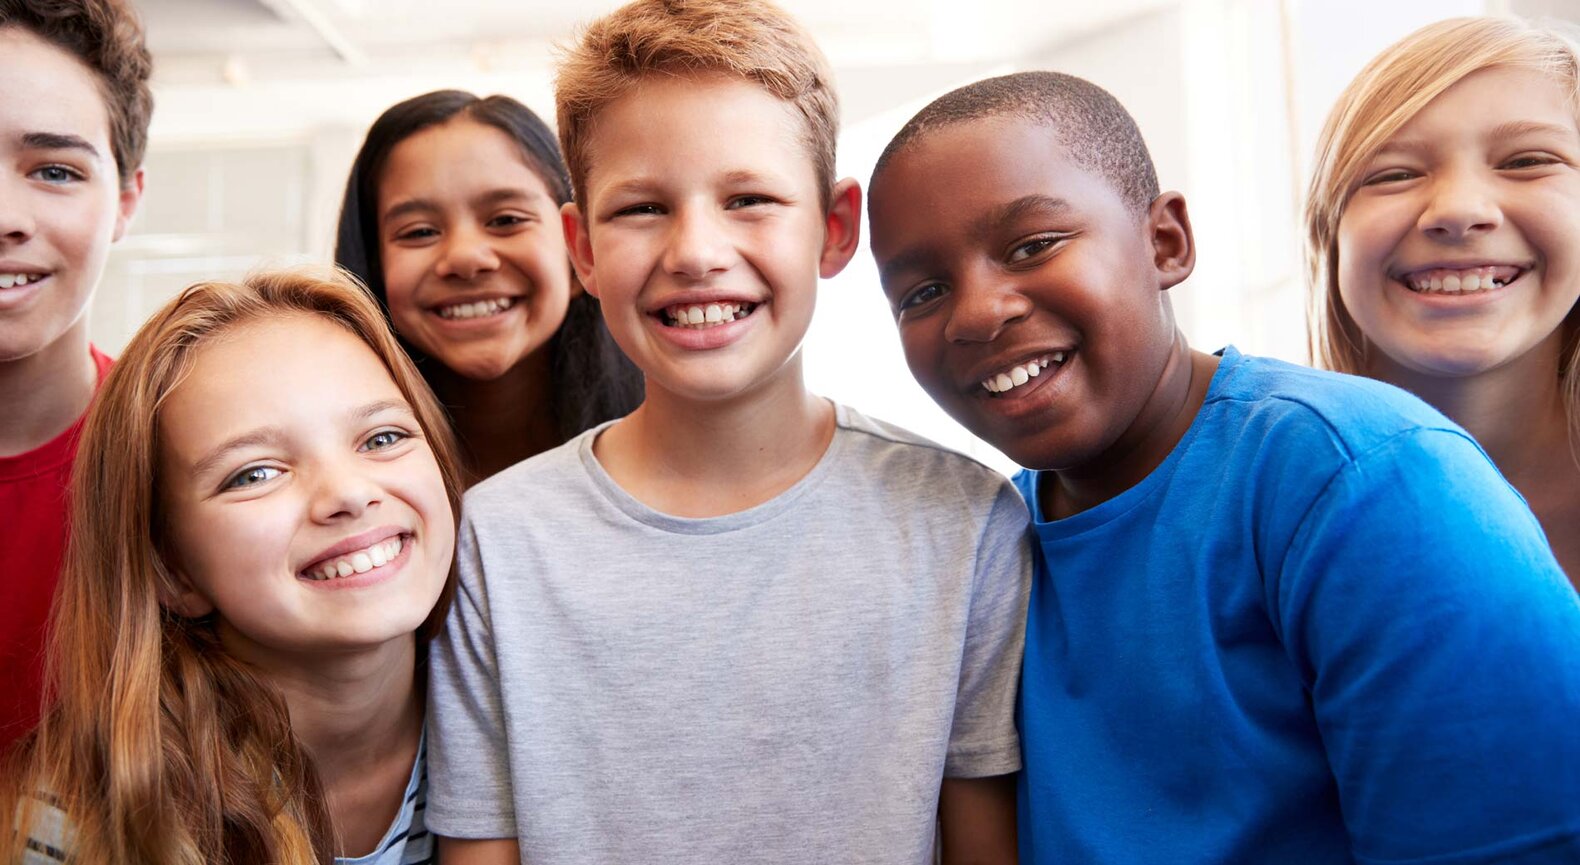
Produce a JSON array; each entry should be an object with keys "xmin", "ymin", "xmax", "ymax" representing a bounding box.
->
[{"xmin": 0, "ymin": 346, "xmax": 113, "ymax": 751}]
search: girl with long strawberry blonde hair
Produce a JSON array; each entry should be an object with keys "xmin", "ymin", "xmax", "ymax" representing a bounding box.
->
[{"xmin": 3, "ymin": 269, "xmax": 462, "ymax": 864}]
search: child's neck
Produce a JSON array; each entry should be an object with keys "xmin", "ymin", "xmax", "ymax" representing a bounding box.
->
[
  {"xmin": 1041, "ymin": 331, "xmax": 1217, "ymax": 521},
  {"xmin": 1370, "ymin": 333, "xmax": 1579, "ymax": 580},
  {"xmin": 229, "ymin": 630, "xmax": 423, "ymax": 858},
  {"xmin": 0, "ymin": 322, "xmax": 96, "ymax": 457},
  {"xmin": 593, "ymin": 355, "xmax": 835, "ymax": 518},
  {"xmin": 430, "ymin": 346, "xmax": 560, "ymax": 485}
]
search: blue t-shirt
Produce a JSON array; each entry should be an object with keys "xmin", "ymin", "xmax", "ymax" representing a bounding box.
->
[{"xmin": 1015, "ymin": 347, "xmax": 1580, "ymax": 865}]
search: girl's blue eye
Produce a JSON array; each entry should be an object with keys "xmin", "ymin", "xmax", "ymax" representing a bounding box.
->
[
  {"xmin": 362, "ymin": 429, "xmax": 409, "ymax": 451},
  {"xmin": 899, "ymin": 282, "xmax": 947, "ymax": 312},
  {"xmin": 224, "ymin": 465, "xmax": 281, "ymax": 490}
]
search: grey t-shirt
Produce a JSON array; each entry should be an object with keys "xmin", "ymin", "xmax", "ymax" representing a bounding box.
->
[{"xmin": 427, "ymin": 404, "xmax": 1031, "ymax": 864}]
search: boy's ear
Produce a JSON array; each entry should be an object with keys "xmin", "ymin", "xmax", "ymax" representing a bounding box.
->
[
  {"xmin": 1146, "ymin": 190, "xmax": 1195, "ymax": 290},
  {"xmin": 111, "ymin": 167, "xmax": 145, "ymax": 243},
  {"xmin": 561, "ymin": 201, "xmax": 599, "ymax": 299},
  {"xmin": 819, "ymin": 178, "xmax": 863, "ymax": 280}
]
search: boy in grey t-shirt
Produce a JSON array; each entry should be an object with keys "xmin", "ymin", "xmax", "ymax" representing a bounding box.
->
[{"xmin": 426, "ymin": 2, "xmax": 1031, "ymax": 862}]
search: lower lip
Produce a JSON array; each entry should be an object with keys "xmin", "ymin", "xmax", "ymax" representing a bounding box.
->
[
  {"xmin": 1396, "ymin": 272, "xmax": 1522, "ymax": 310},
  {"xmin": 974, "ymin": 356, "xmax": 1072, "ymax": 421},
  {"xmin": 0, "ymin": 276, "xmax": 48, "ymax": 311},
  {"xmin": 297, "ymin": 535, "xmax": 412, "ymax": 591},
  {"xmin": 650, "ymin": 306, "xmax": 760, "ymax": 350}
]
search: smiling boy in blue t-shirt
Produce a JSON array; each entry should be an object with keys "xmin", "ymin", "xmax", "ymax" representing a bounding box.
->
[{"xmin": 868, "ymin": 70, "xmax": 1580, "ymax": 865}]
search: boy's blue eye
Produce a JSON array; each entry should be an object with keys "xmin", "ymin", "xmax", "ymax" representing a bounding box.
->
[
  {"xmin": 898, "ymin": 282, "xmax": 948, "ymax": 313},
  {"xmin": 361, "ymin": 429, "xmax": 410, "ymax": 452},
  {"xmin": 223, "ymin": 465, "xmax": 282, "ymax": 490},
  {"xmin": 29, "ymin": 165, "xmax": 83, "ymax": 184}
]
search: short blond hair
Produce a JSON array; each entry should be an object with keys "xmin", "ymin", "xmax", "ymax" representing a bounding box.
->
[{"xmin": 555, "ymin": 0, "xmax": 839, "ymax": 209}]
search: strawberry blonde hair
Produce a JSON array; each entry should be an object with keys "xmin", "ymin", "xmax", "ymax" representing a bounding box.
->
[
  {"xmin": 1305, "ymin": 16, "xmax": 1580, "ymax": 439},
  {"xmin": 2, "ymin": 270, "xmax": 462, "ymax": 864},
  {"xmin": 554, "ymin": 0, "xmax": 840, "ymax": 210}
]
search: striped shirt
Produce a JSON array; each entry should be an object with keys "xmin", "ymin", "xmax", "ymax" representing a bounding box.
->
[{"xmin": 22, "ymin": 731, "xmax": 432, "ymax": 865}]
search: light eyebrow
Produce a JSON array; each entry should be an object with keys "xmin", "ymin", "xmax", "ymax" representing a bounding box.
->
[
  {"xmin": 190, "ymin": 427, "xmax": 285, "ymax": 480},
  {"xmin": 354, "ymin": 398, "xmax": 413, "ymax": 421},
  {"xmin": 21, "ymin": 131, "xmax": 101, "ymax": 159},
  {"xmin": 1487, "ymin": 119, "xmax": 1579, "ymax": 143}
]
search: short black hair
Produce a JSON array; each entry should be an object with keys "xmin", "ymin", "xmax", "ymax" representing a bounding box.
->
[
  {"xmin": 873, "ymin": 70, "xmax": 1159, "ymax": 216},
  {"xmin": 0, "ymin": 0, "xmax": 153, "ymax": 188},
  {"xmin": 334, "ymin": 90, "xmax": 642, "ymax": 442}
]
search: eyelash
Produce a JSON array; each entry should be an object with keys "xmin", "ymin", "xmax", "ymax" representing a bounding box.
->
[
  {"xmin": 223, "ymin": 465, "xmax": 282, "ymax": 490},
  {"xmin": 29, "ymin": 165, "xmax": 85, "ymax": 184},
  {"xmin": 360, "ymin": 428, "xmax": 411, "ymax": 452}
]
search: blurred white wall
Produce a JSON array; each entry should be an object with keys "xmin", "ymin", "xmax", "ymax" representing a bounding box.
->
[{"xmin": 96, "ymin": 0, "xmax": 1567, "ymax": 475}]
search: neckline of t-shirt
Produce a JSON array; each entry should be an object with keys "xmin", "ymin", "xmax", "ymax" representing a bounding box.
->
[
  {"xmin": 334, "ymin": 724, "xmax": 425, "ymax": 865},
  {"xmin": 576, "ymin": 400, "xmax": 852, "ymax": 535},
  {"xmin": 1027, "ymin": 345, "xmax": 1243, "ymax": 540},
  {"xmin": 0, "ymin": 345, "xmax": 114, "ymax": 481}
]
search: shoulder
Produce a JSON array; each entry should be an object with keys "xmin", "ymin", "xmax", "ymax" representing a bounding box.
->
[
  {"xmin": 1205, "ymin": 349, "xmax": 1481, "ymax": 468},
  {"xmin": 834, "ymin": 404, "xmax": 1015, "ymax": 502}
]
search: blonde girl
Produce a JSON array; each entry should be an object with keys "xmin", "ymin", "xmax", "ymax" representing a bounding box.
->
[
  {"xmin": 1307, "ymin": 16, "xmax": 1580, "ymax": 581},
  {"xmin": 3, "ymin": 270, "xmax": 462, "ymax": 864}
]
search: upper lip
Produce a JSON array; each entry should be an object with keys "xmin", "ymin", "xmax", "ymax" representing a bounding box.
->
[
  {"xmin": 298, "ymin": 525, "xmax": 407, "ymax": 573},
  {"xmin": 1391, "ymin": 259, "xmax": 1531, "ymax": 279},
  {"xmin": 961, "ymin": 346, "xmax": 1072, "ymax": 390},
  {"xmin": 646, "ymin": 289, "xmax": 764, "ymax": 314},
  {"xmin": 0, "ymin": 261, "xmax": 49, "ymax": 276}
]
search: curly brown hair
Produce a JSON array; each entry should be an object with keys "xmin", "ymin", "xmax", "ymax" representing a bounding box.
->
[{"xmin": 0, "ymin": 0, "xmax": 153, "ymax": 188}]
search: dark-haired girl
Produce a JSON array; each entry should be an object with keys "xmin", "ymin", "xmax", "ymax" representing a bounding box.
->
[{"xmin": 337, "ymin": 91, "xmax": 641, "ymax": 484}]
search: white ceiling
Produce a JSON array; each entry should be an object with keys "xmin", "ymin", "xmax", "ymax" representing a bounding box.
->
[{"xmin": 136, "ymin": 0, "xmax": 1178, "ymax": 139}]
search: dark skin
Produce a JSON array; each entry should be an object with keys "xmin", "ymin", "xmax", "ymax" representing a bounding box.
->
[{"xmin": 870, "ymin": 115, "xmax": 1213, "ymax": 519}]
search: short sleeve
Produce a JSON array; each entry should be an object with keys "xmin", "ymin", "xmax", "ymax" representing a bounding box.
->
[
  {"xmin": 945, "ymin": 481, "xmax": 1033, "ymax": 778},
  {"xmin": 425, "ymin": 515, "xmax": 519, "ymax": 838},
  {"xmin": 1276, "ymin": 428, "xmax": 1580, "ymax": 864}
]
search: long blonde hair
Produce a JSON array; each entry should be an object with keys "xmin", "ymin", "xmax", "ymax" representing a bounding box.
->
[
  {"xmin": 1305, "ymin": 16, "xmax": 1580, "ymax": 440},
  {"xmin": 2, "ymin": 270, "xmax": 463, "ymax": 864}
]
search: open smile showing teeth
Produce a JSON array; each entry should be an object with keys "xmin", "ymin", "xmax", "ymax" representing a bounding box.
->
[
  {"xmin": 0, "ymin": 273, "xmax": 41, "ymax": 289},
  {"xmin": 438, "ymin": 297, "xmax": 515, "ymax": 320},
  {"xmin": 663, "ymin": 301, "xmax": 757, "ymax": 329},
  {"xmin": 1400, "ymin": 265, "xmax": 1522, "ymax": 294},
  {"xmin": 300, "ymin": 535, "xmax": 406, "ymax": 581},
  {"xmin": 982, "ymin": 352, "xmax": 1067, "ymax": 395}
]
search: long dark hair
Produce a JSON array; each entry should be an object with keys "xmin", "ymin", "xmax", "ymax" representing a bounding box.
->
[{"xmin": 335, "ymin": 89, "xmax": 642, "ymax": 442}]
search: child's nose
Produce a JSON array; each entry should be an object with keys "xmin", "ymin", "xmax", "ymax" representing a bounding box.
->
[
  {"xmin": 0, "ymin": 181, "xmax": 37, "ymax": 243},
  {"xmin": 308, "ymin": 461, "xmax": 384, "ymax": 524},
  {"xmin": 944, "ymin": 276, "xmax": 1033, "ymax": 343},
  {"xmin": 662, "ymin": 207, "xmax": 732, "ymax": 279},
  {"xmin": 436, "ymin": 226, "xmax": 501, "ymax": 280},
  {"xmin": 1418, "ymin": 169, "xmax": 1502, "ymax": 241}
]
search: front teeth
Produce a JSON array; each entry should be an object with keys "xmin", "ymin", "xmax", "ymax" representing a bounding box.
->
[
  {"xmin": 0, "ymin": 274, "xmax": 37, "ymax": 289},
  {"xmin": 1404, "ymin": 266, "xmax": 1520, "ymax": 294},
  {"xmin": 665, "ymin": 302, "xmax": 756, "ymax": 328},
  {"xmin": 439, "ymin": 297, "xmax": 515, "ymax": 319},
  {"xmin": 982, "ymin": 352, "xmax": 1066, "ymax": 394},
  {"xmin": 304, "ymin": 536, "xmax": 405, "ymax": 581}
]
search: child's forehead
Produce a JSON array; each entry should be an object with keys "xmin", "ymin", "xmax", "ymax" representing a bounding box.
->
[
  {"xmin": 580, "ymin": 72, "xmax": 819, "ymax": 184},
  {"xmin": 0, "ymin": 28, "xmax": 114, "ymax": 134},
  {"xmin": 878, "ymin": 115, "xmax": 1119, "ymax": 214}
]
